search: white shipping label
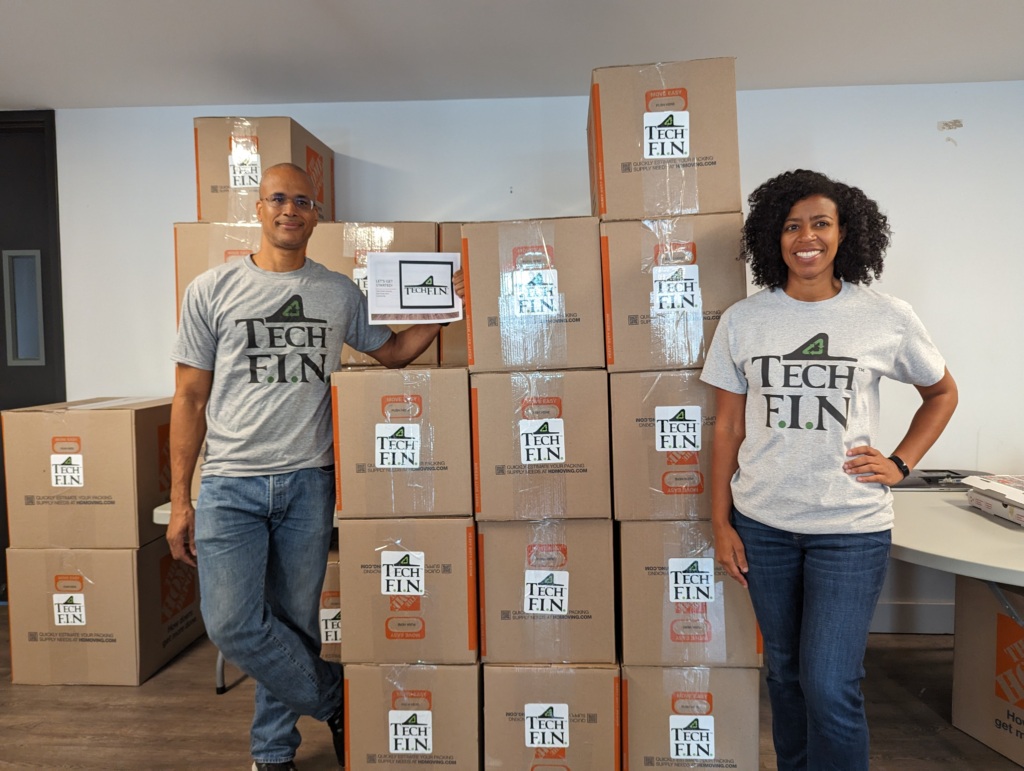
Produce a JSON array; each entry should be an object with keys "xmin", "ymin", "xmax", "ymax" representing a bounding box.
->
[
  {"xmin": 228, "ymin": 154, "xmax": 261, "ymax": 189},
  {"xmin": 524, "ymin": 703, "xmax": 570, "ymax": 748},
  {"xmin": 53, "ymin": 594, "xmax": 87, "ymax": 626},
  {"xmin": 352, "ymin": 267, "xmax": 369, "ymax": 295},
  {"xmin": 511, "ymin": 269, "xmax": 559, "ymax": 316},
  {"xmin": 643, "ymin": 111, "xmax": 691, "ymax": 159},
  {"xmin": 654, "ymin": 406, "xmax": 702, "ymax": 453},
  {"xmin": 320, "ymin": 609, "xmax": 341, "ymax": 644},
  {"xmin": 375, "ymin": 423, "xmax": 421, "ymax": 468},
  {"xmin": 651, "ymin": 265, "xmax": 702, "ymax": 316},
  {"xmin": 519, "ymin": 418, "xmax": 566, "ymax": 465},
  {"xmin": 50, "ymin": 454, "xmax": 84, "ymax": 488},
  {"xmin": 523, "ymin": 569, "xmax": 569, "ymax": 615},
  {"xmin": 389, "ymin": 710, "xmax": 433, "ymax": 754},
  {"xmin": 380, "ymin": 551, "xmax": 426, "ymax": 596},
  {"xmin": 667, "ymin": 558, "xmax": 716, "ymax": 603},
  {"xmin": 670, "ymin": 715, "xmax": 715, "ymax": 760}
]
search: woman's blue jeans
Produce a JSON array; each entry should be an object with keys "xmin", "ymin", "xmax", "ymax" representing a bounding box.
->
[
  {"xmin": 195, "ymin": 467, "xmax": 341, "ymax": 765},
  {"xmin": 732, "ymin": 508, "xmax": 891, "ymax": 771}
]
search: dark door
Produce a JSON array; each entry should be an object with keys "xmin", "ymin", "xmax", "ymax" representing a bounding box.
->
[{"xmin": 0, "ymin": 110, "xmax": 66, "ymax": 601}]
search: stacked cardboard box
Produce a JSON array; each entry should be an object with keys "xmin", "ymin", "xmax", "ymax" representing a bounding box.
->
[
  {"xmin": 587, "ymin": 58, "xmax": 761, "ymax": 768},
  {"xmin": 331, "ymin": 366, "xmax": 481, "ymax": 768},
  {"xmin": 2, "ymin": 398, "xmax": 205, "ymax": 685}
]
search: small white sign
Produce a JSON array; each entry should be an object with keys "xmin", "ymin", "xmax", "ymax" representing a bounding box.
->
[
  {"xmin": 523, "ymin": 569, "xmax": 569, "ymax": 616},
  {"xmin": 227, "ymin": 155, "xmax": 261, "ymax": 189},
  {"xmin": 511, "ymin": 269, "xmax": 559, "ymax": 316},
  {"xmin": 320, "ymin": 609, "xmax": 341, "ymax": 644},
  {"xmin": 519, "ymin": 418, "xmax": 566, "ymax": 465},
  {"xmin": 389, "ymin": 710, "xmax": 433, "ymax": 754},
  {"xmin": 50, "ymin": 454, "xmax": 84, "ymax": 488},
  {"xmin": 669, "ymin": 715, "xmax": 715, "ymax": 760},
  {"xmin": 380, "ymin": 551, "xmax": 426, "ymax": 596},
  {"xmin": 53, "ymin": 594, "xmax": 86, "ymax": 626},
  {"xmin": 366, "ymin": 252, "xmax": 462, "ymax": 324},
  {"xmin": 375, "ymin": 423, "xmax": 421, "ymax": 468},
  {"xmin": 667, "ymin": 558, "xmax": 716, "ymax": 603},
  {"xmin": 651, "ymin": 264, "xmax": 702, "ymax": 315},
  {"xmin": 654, "ymin": 406, "xmax": 702, "ymax": 452},
  {"xmin": 524, "ymin": 703, "xmax": 570, "ymax": 748},
  {"xmin": 643, "ymin": 111, "xmax": 690, "ymax": 159}
]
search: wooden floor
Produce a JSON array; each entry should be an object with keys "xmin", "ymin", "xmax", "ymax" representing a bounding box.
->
[{"xmin": 0, "ymin": 605, "xmax": 1018, "ymax": 770}]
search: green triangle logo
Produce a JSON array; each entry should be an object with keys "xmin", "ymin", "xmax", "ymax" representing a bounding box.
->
[
  {"xmin": 390, "ymin": 427, "xmax": 407, "ymax": 439},
  {"xmin": 528, "ymin": 273, "xmax": 545, "ymax": 285},
  {"xmin": 403, "ymin": 713, "xmax": 420, "ymax": 725},
  {"xmin": 330, "ymin": 611, "xmax": 341, "ymax": 621},
  {"xmin": 667, "ymin": 268, "xmax": 685, "ymax": 280},
  {"xmin": 685, "ymin": 718, "xmax": 702, "ymax": 730},
  {"xmin": 282, "ymin": 299, "xmax": 302, "ymax": 318},
  {"xmin": 681, "ymin": 561, "xmax": 701, "ymax": 573},
  {"xmin": 533, "ymin": 422, "xmax": 551, "ymax": 435},
  {"xmin": 395, "ymin": 554, "xmax": 412, "ymax": 566},
  {"xmin": 658, "ymin": 115, "xmax": 676, "ymax": 127},
  {"xmin": 540, "ymin": 706, "xmax": 556, "ymax": 718},
  {"xmin": 63, "ymin": 596, "xmax": 77, "ymax": 605},
  {"xmin": 61, "ymin": 457, "xmax": 75, "ymax": 466},
  {"xmin": 539, "ymin": 573, "xmax": 556, "ymax": 585},
  {"xmin": 802, "ymin": 336, "xmax": 826, "ymax": 356},
  {"xmin": 670, "ymin": 408, "xmax": 689, "ymax": 421}
]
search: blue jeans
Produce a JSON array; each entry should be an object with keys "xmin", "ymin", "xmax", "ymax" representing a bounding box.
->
[
  {"xmin": 195, "ymin": 468, "xmax": 341, "ymax": 765},
  {"xmin": 732, "ymin": 508, "xmax": 891, "ymax": 771}
]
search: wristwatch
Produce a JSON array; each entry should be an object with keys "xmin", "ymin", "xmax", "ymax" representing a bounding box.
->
[{"xmin": 888, "ymin": 454, "xmax": 910, "ymax": 479}]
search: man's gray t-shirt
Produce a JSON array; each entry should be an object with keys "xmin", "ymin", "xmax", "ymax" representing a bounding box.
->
[
  {"xmin": 700, "ymin": 282, "xmax": 946, "ymax": 534},
  {"xmin": 172, "ymin": 256, "xmax": 392, "ymax": 477}
]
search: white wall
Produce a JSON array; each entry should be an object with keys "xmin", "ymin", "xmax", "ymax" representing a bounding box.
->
[{"xmin": 55, "ymin": 80, "xmax": 1024, "ymax": 472}]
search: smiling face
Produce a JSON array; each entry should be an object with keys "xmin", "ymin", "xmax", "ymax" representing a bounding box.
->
[
  {"xmin": 255, "ymin": 164, "xmax": 319, "ymax": 253},
  {"xmin": 780, "ymin": 194, "xmax": 846, "ymax": 297}
]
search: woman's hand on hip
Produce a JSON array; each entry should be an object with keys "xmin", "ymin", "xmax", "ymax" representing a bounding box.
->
[{"xmin": 844, "ymin": 445, "xmax": 905, "ymax": 486}]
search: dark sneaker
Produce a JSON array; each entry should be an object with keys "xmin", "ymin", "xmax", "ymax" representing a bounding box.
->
[
  {"xmin": 326, "ymin": 702, "xmax": 345, "ymax": 767},
  {"xmin": 251, "ymin": 763, "xmax": 297, "ymax": 771}
]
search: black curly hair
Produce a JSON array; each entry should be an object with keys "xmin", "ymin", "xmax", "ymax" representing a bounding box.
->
[{"xmin": 742, "ymin": 169, "xmax": 891, "ymax": 288}]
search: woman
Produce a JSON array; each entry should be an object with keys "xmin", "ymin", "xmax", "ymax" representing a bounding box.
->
[{"xmin": 700, "ymin": 169, "xmax": 958, "ymax": 770}]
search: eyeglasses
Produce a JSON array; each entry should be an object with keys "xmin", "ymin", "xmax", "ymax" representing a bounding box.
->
[{"xmin": 262, "ymin": 194, "xmax": 317, "ymax": 212}]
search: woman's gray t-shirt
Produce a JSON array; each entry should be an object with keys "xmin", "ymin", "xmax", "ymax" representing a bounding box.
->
[{"xmin": 700, "ymin": 282, "xmax": 946, "ymax": 534}]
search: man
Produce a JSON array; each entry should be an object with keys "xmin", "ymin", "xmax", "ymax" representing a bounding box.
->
[{"xmin": 167, "ymin": 162, "xmax": 454, "ymax": 770}]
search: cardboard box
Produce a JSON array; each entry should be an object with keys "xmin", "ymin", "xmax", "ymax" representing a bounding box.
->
[
  {"xmin": 6, "ymin": 538, "xmax": 205, "ymax": 685},
  {"xmin": 344, "ymin": 663, "xmax": 480, "ymax": 768},
  {"xmin": 2, "ymin": 397, "xmax": 173, "ymax": 549},
  {"xmin": 462, "ymin": 217, "xmax": 605, "ymax": 372},
  {"xmin": 952, "ymin": 576, "xmax": 1024, "ymax": 766},
  {"xmin": 601, "ymin": 214, "xmax": 747, "ymax": 372},
  {"xmin": 483, "ymin": 663, "xmax": 621, "ymax": 770},
  {"xmin": 194, "ymin": 116, "xmax": 335, "ymax": 223},
  {"xmin": 173, "ymin": 221, "xmax": 440, "ymax": 367},
  {"xmin": 610, "ymin": 371, "xmax": 715, "ymax": 521},
  {"xmin": 622, "ymin": 665, "xmax": 759, "ymax": 770},
  {"xmin": 471, "ymin": 370, "xmax": 611, "ymax": 521},
  {"xmin": 331, "ymin": 367, "xmax": 472, "ymax": 518},
  {"xmin": 619, "ymin": 521, "xmax": 760, "ymax": 667},
  {"xmin": 320, "ymin": 547, "xmax": 342, "ymax": 663},
  {"xmin": 337, "ymin": 518, "xmax": 477, "ymax": 664},
  {"xmin": 478, "ymin": 519, "xmax": 616, "ymax": 664},
  {"xmin": 439, "ymin": 221, "xmax": 470, "ymax": 367},
  {"xmin": 588, "ymin": 58, "xmax": 741, "ymax": 221}
]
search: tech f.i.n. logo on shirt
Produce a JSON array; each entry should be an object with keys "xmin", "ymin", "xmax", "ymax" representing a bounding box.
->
[
  {"xmin": 235, "ymin": 295, "xmax": 329, "ymax": 384},
  {"xmin": 752, "ymin": 333, "xmax": 858, "ymax": 431}
]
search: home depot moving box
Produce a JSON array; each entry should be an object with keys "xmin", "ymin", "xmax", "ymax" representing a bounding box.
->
[
  {"xmin": 6, "ymin": 538, "xmax": 204, "ymax": 685},
  {"xmin": 622, "ymin": 665, "xmax": 759, "ymax": 769},
  {"xmin": 344, "ymin": 663, "xmax": 480, "ymax": 768},
  {"xmin": 471, "ymin": 369, "xmax": 611, "ymax": 521},
  {"xmin": 601, "ymin": 214, "xmax": 746, "ymax": 372},
  {"xmin": 610, "ymin": 370, "xmax": 715, "ymax": 520},
  {"xmin": 337, "ymin": 518, "xmax": 477, "ymax": 664},
  {"xmin": 462, "ymin": 217, "xmax": 605, "ymax": 372},
  {"xmin": 173, "ymin": 221, "xmax": 439, "ymax": 366},
  {"xmin": 619, "ymin": 521, "xmax": 760, "ymax": 667},
  {"xmin": 588, "ymin": 58, "xmax": 741, "ymax": 221},
  {"xmin": 478, "ymin": 519, "xmax": 615, "ymax": 664},
  {"xmin": 2, "ymin": 397, "xmax": 172, "ymax": 549},
  {"xmin": 320, "ymin": 547, "xmax": 342, "ymax": 663},
  {"xmin": 331, "ymin": 367, "xmax": 471, "ymax": 518},
  {"xmin": 194, "ymin": 116, "xmax": 335, "ymax": 222},
  {"xmin": 439, "ymin": 221, "xmax": 469, "ymax": 367},
  {"xmin": 483, "ymin": 663, "xmax": 620, "ymax": 770},
  {"xmin": 952, "ymin": 576, "xmax": 1024, "ymax": 766}
]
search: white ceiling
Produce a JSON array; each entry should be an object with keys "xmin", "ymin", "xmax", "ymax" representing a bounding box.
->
[{"xmin": 2, "ymin": 0, "xmax": 1022, "ymax": 110}]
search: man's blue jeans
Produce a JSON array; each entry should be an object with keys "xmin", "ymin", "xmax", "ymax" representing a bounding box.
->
[
  {"xmin": 732, "ymin": 508, "xmax": 891, "ymax": 771},
  {"xmin": 195, "ymin": 467, "xmax": 341, "ymax": 765}
]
